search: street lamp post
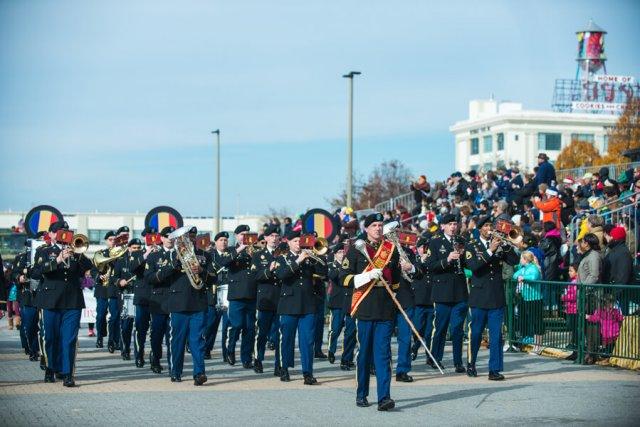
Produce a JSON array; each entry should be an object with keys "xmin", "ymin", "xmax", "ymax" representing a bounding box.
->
[
  {"xmin": 211, "ymin": 129, "xmax": 221, "ymax": 234},
  {"xmin": 342, "ymin": 71, "xmax": 361, "ymax": 208}
]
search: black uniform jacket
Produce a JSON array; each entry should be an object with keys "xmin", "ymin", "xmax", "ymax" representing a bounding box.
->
[
  {"xmin": 12, "ymin": 251, "xmax": 35, "ymax": 307},
  {"xmin": 227, "ymin": 246, "xmax": 257, "ymax": 301},
  {"xmin": 252, "ymin": 247, "xmax": 281, "ymax": 312},
  {"xmin": 32, "ymin": 244, "xmax": 93, "ymax": 310},
  {"xmin": 425, "ymin": 234, "xmax": 468, "ymax": 304},
  {"xmin": 275, "ymin": 251, "xmax": 327, "ymax": 316},
  {"xmin": 339, "ymin": 239, "xmax": 401, "ymax": 322},
  {"xmin": 465, "ymin": 237, "xmax": 519, "ymax": 309},
  {"xmin": 327, "ymin": 260, "xmax": 345, "ymax": 310},
  {"xmin": 208, "ymin": 248, "xmax": 232, "ymax": 306},
  {"xmin": 111, "ymin": 250, "xmax": 146, "ymax": 300},
  {"xmin": 412, "ymin": 255, "xmax": 434, "ymax": 307},
  {"xmin": 396, "ymin": 248, "xmax": 423, "ymax": 310}
]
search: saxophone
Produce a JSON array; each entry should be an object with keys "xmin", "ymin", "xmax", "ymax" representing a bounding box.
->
[{"xmin": 168, "ymin": 226, "xmax": 204, "ymax": 290}]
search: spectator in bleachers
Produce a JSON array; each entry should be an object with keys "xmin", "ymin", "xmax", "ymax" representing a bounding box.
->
[
  {"xmin": 534, "ymin": 153, "xmax": 556, "ymax": 187},
  {"xmin": 577, "ymin": 233, "xmax": 602, "ymax": 285},
  {"xmin": 602, "ymin": 227, "xmax": 635, "ymax": 314},
  {"xmin": 586, "ymin": 293, "xmax": 624, "ymax": 359},
  {"xmin": 513, "ymin": 251, "xmax": 544, "ymax": 353},
  {"xmin": 585, "ymin": 215, "xmax": 605, "ymax": 249},
  {"xmin": 533, "ymin": 184, "xmax": 563, "ymax": 231},
  {"xmin": 562, "ymin": 263, "xmax": 579, "ymax": 360}
]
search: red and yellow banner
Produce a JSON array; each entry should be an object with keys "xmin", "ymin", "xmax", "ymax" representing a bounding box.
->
[{"xmin": 350, "ymin": 240, "xmax": 395, "ymax": 316}]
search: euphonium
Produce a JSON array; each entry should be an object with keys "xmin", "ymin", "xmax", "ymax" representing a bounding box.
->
[
  {"xmin": 169, "ymin": 226, "xmax": 204, "ymax": 290},
  {"xmin": 93, "ymin": 244, "xmax": 128, "ymax": 286}
]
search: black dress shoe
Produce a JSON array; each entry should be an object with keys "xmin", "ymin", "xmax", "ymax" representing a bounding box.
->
[
  {"xmin": 427, "ymin": 359, "xmax": 444, "ymax": 370},
  {"xmin": 135, "ymin": 358, "xmax": 144, "ymax": 368},
  {"xmin": 40, "ymin": 355, "xmax": 46, "ymax": 371},
  {"xmin": 63, "ymin": 375, "xmax": 76, "ymax": 387},
  {"xmin": 122, "ymin": 352, "xmax": 131, "ymax": 361},
  {"xmin": 55, "ymin": 372, "xmax": 65, "ymax": 380},
  {"xmin": 242, "ymin": 361, "xmax": 254, "ymax": 369},
  {"xmin": 466, "ymin": 365, "xmax": 477, "ymax": 377},
  {"xmin": 204, "ymin": 351, "xmax": 212, "ymax": 360},
  {"xmin": 107, "ymin": 342, "xmax": 115, "ymax": 353},
  {"xmin": 151, "ymin": 364, "xmax": 163, "ymax": 374},
  {"xmin": 24, "ymin": 348, "xmax": 30, "ymax": 355},
  {"xmin": 96, "ymin": 338, "xmax": 103, "ymax": 348},
  {"xmin": 377, "ymin": 397, "xmax": 395, "ymax": 411},
  {"xmin": 328, "ymin": 352, "xmax": 335, "ymax": 364},
  {"xmin": 194, "ymin": 373, "xmax": 208, "ymax": 386},
  {"xmin": 253, "ymin": 360, "xmax": 263, "ymax": 373},
  {"xmin": 303, "ymin": 373, "xmax": 318, "ymax": 385},
  {"xmin": 411, "ymin": 347, "xmax": 418, "ymax": 361},
  {"xmin": 280, "ymin": 368, "xmax": 290, "ymax": 382},
  {"xmin": 267, "ymin": 341, "xmax": 276, "ymax": 351},
  {"xmin": 44, "ymin": 369, "xmax": 55, "ymax": 383},
  {"xmin": 171, "ymin": 375, "xmax": 182, "ymax": 383},
  {"xmin": 314, "ymin": 352, "xmax": 328, "ymax": 360},
  {"xmin": 340, "ymin": 363, "xmax": 351, "ymax": 371},
  {"xmin": 488, "ymin": 371, "xmax": 505, "ymax": 381},
  {"xmin": 115, "ymin": 343, "xmax": 122, "ymax": 351},
  {"xmin": 29, "ymin": 354, "xmax": 39, "ymax": 362},
  {"xmin": 227, "ymin": 354, "xmax": 236, "ymax": 366},
  {"xmin": 356, "ymin": 397, "xmax": 370, "ymax": 407},
  {"xmin": 348, "ymin": 361, "xmax": 355, "ymax": 368},
  {"xmin": 396, "ymin": 372, "xmax": 414, "ymax": 382},
  {"xmin": 185, "ymin": 343, "xmax": 190, "ymax": 354},
  {"xmin": 274, "ymin": 366, "xmax": 281, "ymax": 377},
  {"xmin": 223, "ymin": 354, "xmax": 229, "ymax": 363},
  {"xmin": 455, "ymin": 364, "xmax": 466, "ymax": 374}
]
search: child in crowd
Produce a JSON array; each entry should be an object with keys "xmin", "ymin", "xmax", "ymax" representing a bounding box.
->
[
  {"xmin": 513, "ymin": 251, "xmax": 544, "ymax": 353},
  {"xmin": 561, "ymin": 264, "xmax": 579, "ymax": 360},
  {"xmin": 586, "ymin": 294, "xmax": 624, "ymax": 358}
]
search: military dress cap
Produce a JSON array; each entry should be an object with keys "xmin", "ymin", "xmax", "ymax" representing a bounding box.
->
[
  {"xmin": 104, "ymin": 230, "xmax": 116, "ymax": 239},
  {"xmin": 49, "ymin": 221, "xmax": 69, "ymax": 232},
  {"xmin": 234, "ymin": 224, "xmax": 250, "ymax": 234},
  {"xmin": 416, "ymin": 236, "xmax": 430, "ymax": 248},
  {"xmin": 141, "ymin": 226, "xmax": 157, "ymax": 237},
  {"xmin": 477, "ymin": 216, "xmax": 493, "ymax": 228},
  {"xmin": 214, "ymin": 231, "xmax": 229, "ymax": 241},
  {"xmin": 286, "ymin": 229, "xmax": 301, "ymax": 240},
  {"xmin": 160, "ymin": 226, "xmax": 176, "ymax": 237},
  {"xmin": 117, "ymin": 226, "xmax": 130, "ymax": 234},
  {"xmin": 364, "ymin": 212, "xmax": 384, "ymax": 228},
  {"xmin": 263, "ymin": 224, "xmax": 280, "ymax": 236},
  {"xmin": 441, "ymin": 213, "xmax": 457, "ymax": 224},
  {"xmin": 128, "ymin": 238, "xmax": 142, "ymax": 247},
  {"xmin": 188, "ymin": 226, "xmax": 198, "ymax": 234}
]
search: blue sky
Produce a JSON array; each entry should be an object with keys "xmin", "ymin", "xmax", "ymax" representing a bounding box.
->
[{"xmin": 1, "ymin": 0, "xmax": 639, "ymax": 217}]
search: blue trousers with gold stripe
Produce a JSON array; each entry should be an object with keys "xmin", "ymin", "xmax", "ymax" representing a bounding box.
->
[
  {"xmin": 356, "ymin": 319, "xmax": 393, "ymax": 403},
  {"xmin": 327, "ymin": 308, "xmax": 344, "ymax": 355},
  {"xmin": 42, "ymin": 309, "xmax": 81, "ymax": 375},
  {"xmin": 21, "ymin": 305, "xmax": 40, "ymax": 357},
  {"xmin": 279, "ymin": 313, "xmax": 314, "ymax": 373},
  {"xmin": 133, "ymin": 304, "xmax": 151, "ymax": 362},
  {"xmin": 412, "ymin": 305, "xmax": 434, "ymax": 358},
  {"xmin": 169, "ymin": 311, "xmax": 206, "ymax": 378},
  {"xmin": 468, "ymin": 307, "xmax": 504, "ymax": 372},
  {"xmin": 228, "ymin": 299, "xmax": 256, "ymax": 364},
  {"xmin": 95, "ymin": 297, "xmax": 108, "ymax": 340},
  {"xmin": 395, "ymin": 307, "xmax": 416, "ymax": 374},
  {"xmin": 255, "ymin": 310, "xmax": 280, "ymax": 365},
  {"xmin": 430, "ymin": 301, "xmax": 467, "ymax": 366},
  {"xmin": 150, "ymin": 313, "xmax": 171, "ymax": 366},
  {"xmin": 107, "ymin": 297, "xmax": 121, "ymax": 347}
]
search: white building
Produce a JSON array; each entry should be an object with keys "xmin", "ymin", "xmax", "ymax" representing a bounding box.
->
[{"xmin": 450, "ymin": 100, "xmax": 619, "ymax": 173}]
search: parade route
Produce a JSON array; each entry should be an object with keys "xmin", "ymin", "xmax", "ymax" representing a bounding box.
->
[{"xmin": 1, "ymin": 327, "xmax": 638, "ymax": 426}]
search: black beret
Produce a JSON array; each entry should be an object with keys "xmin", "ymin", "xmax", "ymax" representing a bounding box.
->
[
  {"xmin": 104, "ymin": 230, "xmax": 116, "ymax": 240},
  {"xmin": 477, "ymin": 216, "xmax": 493, "ymax": 228},
  {"xmin": 141, "ymin": 227, "xmax": 157, "ymax": 237},
  {"xmin": 36, "ymin": 231, "xmax": 47, "ymax": 238},
  {"xmin": 364, "ymin": 212, "xmax": 384, "ymax": 228},
  {"xmin": 49, "ymin": 221, "xmax": 69, "ymax": 232},
  {"xmin": 188, "ymin": 226, "xmax": 197, "ymax": 234},
  {"xmin": 416, "ymin": 235, "xmax": 431, "ymax": 248},
  {"xmin": 331, "ymin": 244, "xmax": 345, "ymax": 254},
  {"xmin": 160, "ymin": 226, "xmax": 175, "ymax": 237},
  {"xmin": 117, "ymin": 226, "xmax": 130, "ymax": 234},
  {"xmin": 214, "ymin": 231, "xmax": 229, "ymax": 241},
  {"xmin": 285, "ymin": 229, "xmax": 301, "ymax": 240},
  {"xmin": 128, "ymin": 238, "xmax": 142, "ymax": 247},
  {"xmin": 234, "ymin": 225, "xmax": 250, "ymax": 234},
  {"xmin": 263, "ymin": 224, "xmax": 280, "ymax": 236},
  {"xmin": 441, "ymin": 214, "xmax": 457, "ymax": 224}
]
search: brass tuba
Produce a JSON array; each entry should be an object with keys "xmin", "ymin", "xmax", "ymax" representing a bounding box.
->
[
  {"xmin": 169, "ymin": 226, "xmax": 203, "ymax": 290},
  {"xmin": 93, "ymin": 245, "xmax": 128, "ymax": 286}
]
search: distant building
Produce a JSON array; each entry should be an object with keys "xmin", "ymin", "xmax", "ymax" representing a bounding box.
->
[{"xmin": 449, "ymin": 99, "xmax": 618, "ymax": 173}]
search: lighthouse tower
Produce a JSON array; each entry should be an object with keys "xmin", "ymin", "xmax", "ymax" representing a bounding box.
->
[{"xmin": 575, "ymin": 19, "xmax": 607, "ymax": 80}]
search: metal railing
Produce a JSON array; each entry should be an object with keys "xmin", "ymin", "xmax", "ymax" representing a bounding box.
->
[
  {"xmin": 374, "ymin": 192, "xmax": 416, "ymax": 214},
  {"xmin": 556, "ymin": 162, "xmax": 640, "ymax": 181},
  {"xmin": 506, "ymin": 279, "xmax": 640, "ymax": 364}
]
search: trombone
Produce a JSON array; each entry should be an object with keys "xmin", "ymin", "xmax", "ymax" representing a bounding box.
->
[
  {"xmin": 492, "ymin": 219, "xmax": 523, "ymax": 250},
  {"xmin": 300, "ymin": 235, "xmax": 328, "ymax": 265}
]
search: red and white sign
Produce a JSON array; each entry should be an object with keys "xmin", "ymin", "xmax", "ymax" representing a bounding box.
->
[
  {"xmin": 572, "ymin": 101, "xmax": 626, "ymax": 112},
  {"xmin": 591, "ymin": 75, "xmax": 635, "ymax": 84},
  {"xmin": 81, "ymin": 289, "xmax": 97, "ymax": 323}
]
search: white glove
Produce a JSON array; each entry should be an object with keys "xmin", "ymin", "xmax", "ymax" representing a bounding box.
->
[{"xmin": 354, "ymin": 268, "xmax": 383, "ymax": 289}]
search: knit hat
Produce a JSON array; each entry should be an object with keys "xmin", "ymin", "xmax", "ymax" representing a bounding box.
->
[
  {"xmin": 609, "ymin": 226, "xmax": 626, "ymax": 241},
  {"xmin": 545, "ymin": 187, "xmax": 558, "ymax": 197}
]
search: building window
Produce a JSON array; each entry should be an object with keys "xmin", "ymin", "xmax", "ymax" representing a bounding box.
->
[
  {"xmin": 470, "ymin": 138, "xmax": 479, "ymax": 155},
  {"xmin": 571, "ymin": 133, "xmax": 595, "ymax": 144},
  {"xmin": 538, "ymin": 132, "xmax": 562, "ymax": 151},
  {"xmin": 88, "ymin": 229, "xmax": 112, "ymax": 244},
  {"xmin": 514, "ymin": 134, "xmax": 519, "ymax": 141},
  {"xmin": 497, "ymin": 133, "xmax": 504, "ymax": 151},
  {"xmin": 603, "ymin": 135, "xmax": 609, "ymax": 152},
  {"xmin": 470, "ymin": 164, "xmax": 479, "ymax": 171},
  {"xmin": 483, "ymin": 135, "xmax": 492, "ymax": 152},
  {"xmin": 497, "ymin": 160, "xmax": 505, "ymax": 169},
  {"xmin": 483, "ymin": 162, "xmax": 493, "ymax": 171}
]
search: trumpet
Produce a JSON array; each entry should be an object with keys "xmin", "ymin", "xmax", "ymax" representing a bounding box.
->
[
  {"xmin": 59, "ymin": 233, "xmax": 90, "ymax": 268},
  {"xmin": 300, "ymin": 234, "xmax": 328, "ymax": 265},
  {"xmin": 492, "ymin": 219, "xmax": 523, "ymax": 249}
]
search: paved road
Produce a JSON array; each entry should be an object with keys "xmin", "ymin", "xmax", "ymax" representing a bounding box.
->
[{"xmin": 0, "ymin": 325, "xmax": 638, "ymax": 426}]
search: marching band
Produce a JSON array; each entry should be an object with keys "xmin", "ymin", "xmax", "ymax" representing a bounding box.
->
[{"xmin": 12, "ymin": 206, "xmax": 521, "ymax": 411}]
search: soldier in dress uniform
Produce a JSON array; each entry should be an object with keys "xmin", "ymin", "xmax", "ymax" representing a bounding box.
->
[
  {"xmin": 226, "ymin": 225, "xmax": 257, "ymax": 368},
  {"xmin": 340, "ymin": 212, "xmax": 413, "ymax": 411},
  {"xmin": 204, "ymin": 231, "xmax": 232, "ymax": 361},
  {"xmin": 132, "ymin": 227, "xmax": 157, "ymax": 368},
  {"xmin": 274, "ymin": 229, "xmax": 328, "ymax": 384},
  {"xmin": 144, "ymin": 226, "xmax": 176, "ymax": 374},
  {"xmin": 110, "ymin": 238, "xmax": 147, "ymax": 361},
  {"xmin": 12, "ymin": 241, "xmax": 40, "ymax": 361},
  {"xmin": 166, "ymin": 226, "xmax": 215, "ymax": 385},
  {"xmin": 252, "ymin": 224, "xmax": 282, "ymax": 375},
  {"xmin": 32, "ymin": 221, "xmax": 93, "ymax": 386},
  {"xmin": 326, "ymin": 245, "xmax": 346, "ymax": 365},
  {"xmin": 94, "ymin": 230, "xmax": 115, "ymax": 349},
  {"xmin": 426, "ymin": 214, "xmax": 468, "ymax": 373},
  {"xmin": 32, "ymin": 231, "xmax": 50, "ymax": 371},
  {"xmin": 394, "ymin": 240, "xmax": 419, "ymax": 383},
  {"xmin": 465, "ymin": 216, "xmax": 519, "ymax": 380},
  {"xmin": 411, "ymin": 234, "xmax": 435, "ymax": 363},
  {"xmin": 106, "ymin": 226, "xmax": 130, "ymax": 353}
]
